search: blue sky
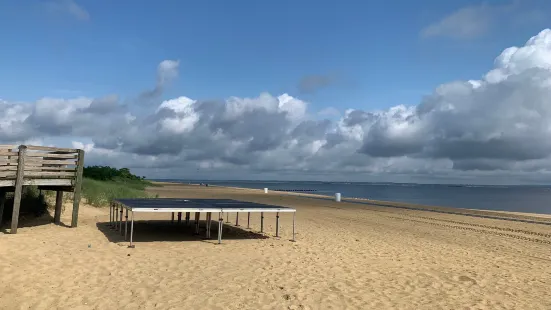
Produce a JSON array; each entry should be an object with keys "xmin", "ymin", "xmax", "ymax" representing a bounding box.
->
[
  {"xmin": 1, "ymin": 0, "xmax": 549, "ymax": 112},
  {"xmin": 3, "ymin": 0, "xmax": 551, "ymax": 183}
]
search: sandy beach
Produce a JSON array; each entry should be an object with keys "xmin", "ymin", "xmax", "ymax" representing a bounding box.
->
[{"xmin": 1, "ymin": 183, "xmax": 550, "ymax": 309}]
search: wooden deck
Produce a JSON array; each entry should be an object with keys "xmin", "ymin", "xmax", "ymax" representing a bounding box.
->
[{"xmin": 0, "ymin": 144, "xmax": 85, "ymax": 233}]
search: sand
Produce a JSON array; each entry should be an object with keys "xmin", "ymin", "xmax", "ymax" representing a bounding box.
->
[{"xmin": 1, "ymin": 183, "xmax": 550, "ymax": 310}]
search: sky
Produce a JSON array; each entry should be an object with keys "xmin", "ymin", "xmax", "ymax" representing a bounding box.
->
[{"xmin": 2, "ymin": 0, "xmax": 551, "ymax": 184}]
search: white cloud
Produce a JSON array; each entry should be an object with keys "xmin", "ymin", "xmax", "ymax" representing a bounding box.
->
[
  {"xmin": 140, "ymin": 59, "xmax": 180, "ymax": 99},
  {"xmin": 6, "ymin": 30, "xmax": 551, "ymax": 183}
]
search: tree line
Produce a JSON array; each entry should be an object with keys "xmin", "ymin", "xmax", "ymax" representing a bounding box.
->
[{"xmin": 83, "ymin": 165, "xmax": 145, "ymax": 181}]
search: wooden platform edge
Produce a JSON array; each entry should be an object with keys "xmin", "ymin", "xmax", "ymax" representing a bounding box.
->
[{"xmin": 0, "ymin": 144, "xmax": 85, "ymax": 233}]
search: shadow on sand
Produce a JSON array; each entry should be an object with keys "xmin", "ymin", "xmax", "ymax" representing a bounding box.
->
[
  {"xmin": 0, "ymin": 213, "xmax": 63, "ymax": 233},
  {"xmin": 96, "ymin": 219, "xmax": 270, "ymax": 244},
  {"xmin": 0, "ymin": 192, "xmax": 64, "ymax": 233}
]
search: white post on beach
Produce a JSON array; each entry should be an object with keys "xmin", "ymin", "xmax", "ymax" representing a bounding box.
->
[
  {"xmin": 109, "ymin": 203, "xmax": 113, "ymax": 226},
  {"xmin": 264, "ymin": 188, "xmax": 268, "ymax": 194},
  {"xmin": 125, "ymin": 208, "xmax": 128, "ymax": 240},
  {"xmin": 218, "ymin": 212, "xmax": 223, "ymax": 244},
  {"xmin": 129, "ymin": 210, "xmax": 135, "ymax": 248},
  {"xmin": 335, "ymin": 193, "xmax": 341, "ymax": 202}
]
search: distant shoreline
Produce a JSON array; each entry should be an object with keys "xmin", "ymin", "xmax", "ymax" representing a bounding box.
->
[
  {"xmin": 149, "ymin": 179, "xmax": 551, "ymax": 188},
  {"xmin": 150, "ymin": 181, "xmax": 551, "ymax": 223}
]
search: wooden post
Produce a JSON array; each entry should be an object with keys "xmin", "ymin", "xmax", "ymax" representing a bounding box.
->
[
  {"xmin": 71, "ymin": 149, "xmax": 85, "ymax": 228},
  {"xmin": 54, "ymin": 191, "xmax": 63, "ymax": 224},
  {"xmin": 11, "ymin": 145, "xmax": 27, "ymax": 234},
  {"xmin": 0, "ymin": 191, "xmax": 6, "ymax": 226}
]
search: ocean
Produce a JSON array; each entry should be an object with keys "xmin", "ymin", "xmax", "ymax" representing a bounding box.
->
[{"xmin": 158, "ymin": 180, "xmax": 551, "ymax": 215}]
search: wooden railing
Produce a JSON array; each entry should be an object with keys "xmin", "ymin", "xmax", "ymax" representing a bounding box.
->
[
  {"xmin": 0, "ymin": 145, "xmax": 18, "ymax": 180},
  {"xmin": 0, "ymin": 145, "xmax": 85, "ymax": 233}
]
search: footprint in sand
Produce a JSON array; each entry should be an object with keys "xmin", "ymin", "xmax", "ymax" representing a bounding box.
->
[{"xmin": 457, "ymin": 275, "xmax": 477, "ymax": 285}]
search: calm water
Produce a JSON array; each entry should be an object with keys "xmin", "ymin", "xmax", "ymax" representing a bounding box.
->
[{"xmin": 158, "ymin": 180, "xmax": 551, "ymax": 215}]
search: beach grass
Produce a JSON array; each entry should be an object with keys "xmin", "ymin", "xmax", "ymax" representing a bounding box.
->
[{"xmin": 81, "ymin": 177, "xmax": 158, "ymax": 207}]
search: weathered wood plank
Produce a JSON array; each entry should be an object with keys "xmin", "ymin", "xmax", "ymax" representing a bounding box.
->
[
  {"xmin": 23, "ymin": 166, "xmax": 76, "ymax": 171},
  {"xmin": 23, "ymin": 171, "xmax": 76, "ymax": 177},
  {"xmin": 0, "ymin": 158, "xmax": 19, "ymax": 164},
  {"xmin": 0, "ymin": 178, "xmax": 74, "ymax": 187},
  {"xmin": 24, "ymin": 159, "xmax": 77, "ymax": 165},
  {"xmin": 0, "ymin": 171, "xmax": 16, "ymax": 178},
  {"xmin": 0, "ymin": 179, "xmax": 14, "ymax": 187},
  {"xmin": 26, "ymin": 153, "xmax": 78, "ymax": 159},
  {"xmin": 0, "ymin": 145, "xmax": 17, "ymax": 150},
  {"xmin": 25, "ymin": 145, "xmax": 78, "ymax": 153},
  {"xmin": 11, "ymin": 146, "xmax": 26, "ymax": 234},
  {"xmin": 0, "ymin": 151, "xmax": 18, "ymax": 156},
  {"xmin": 72, "ymin": 149, "xmax": 85, "ymax": 227},
  {"xmin": 0, "ymin": 166, "xmax": 18, "ymax": 171}
]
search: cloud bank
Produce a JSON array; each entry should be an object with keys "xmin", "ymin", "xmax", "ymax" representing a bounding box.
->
[{"xmin": 4, "ymin": 30, "xmax": 551, "ymax": 183}]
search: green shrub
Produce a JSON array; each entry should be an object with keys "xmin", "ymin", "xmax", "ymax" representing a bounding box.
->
[
  {"xmin": 81, "ymin": 178, "xmax": 156, "ymax": 207},
  {"xmin": 1, "ymin": 186, "xmax": 49, "ymax": 224},
  {"xmin": 79, "ymin": 165, "xmax": 158, "ymax": 207}
]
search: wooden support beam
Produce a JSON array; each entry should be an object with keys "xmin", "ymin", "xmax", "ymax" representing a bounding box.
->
[
  {"xmin": 10, "ymin": 145, "xmax": 27, "ymax": 234},
  {"xmin": 71, "ymin": 149, "xmax": 85, "ymax": 228},
  {"xmin": 54, "ymin": 191, "xmax": 63, "ymax": 224}
]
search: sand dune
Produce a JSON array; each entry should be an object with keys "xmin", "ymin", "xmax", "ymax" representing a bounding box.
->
[{"xmin": 1, "ymin": 183, "xmax": 550, "ymax": 309}]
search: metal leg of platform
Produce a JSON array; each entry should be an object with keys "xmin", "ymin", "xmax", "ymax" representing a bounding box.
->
[
  {"xmin": 114, "ymin": 205, "xmax": 118, "ymax": 230},
  {"xmin": 276, "ymin": 212, "xmax": 280, "ymax": 237},
  {"xmin": 206, "ymin": 212, "xmax": 212, "ymax": 238},
  {"xmin": 218, "ymin": 212, "xmax": 223, "ymax": 244},
  {"xmin": 194, "ymin": 212, "xmax": 200, "ymax": 235},
  {"xmin": 292, "ymin": 212, "xmax": 296, "ymax": 242},
  {"xmin": 260, "ymin": 212, "xmax": 264, "ymax": 233},
  {"xmin": 186, "ymin": 212, "xmax": 190, "ymax": 225},
  {"xmin": 171, "ymin": 212, "xmax": 175, "ymax": 223},
  {"xmin": 247, "ymin": 212, "xmax": 250, "ymax": 229},
  {"xmin": 119, "ymin": 207, "xmax": 123, "ymax": 235},
  {"xmin": 178, "ymin": 212, "xmax": 182, "ymax": 224},
  {"xmin": 236, "ymin": 213, "xmax": 239, "ymax": 226},
  {"xmin": 129, "ymin": 211, "xmax": 135, "ymax": 248},
  {"xmin": 125, "ymin": 208, "xmax": 128, "ymax": 240}
]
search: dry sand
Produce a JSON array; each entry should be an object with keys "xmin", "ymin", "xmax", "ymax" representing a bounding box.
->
[{"xmin": 1, "ymin": 183, "xmax": 550, "ymax": 310}]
